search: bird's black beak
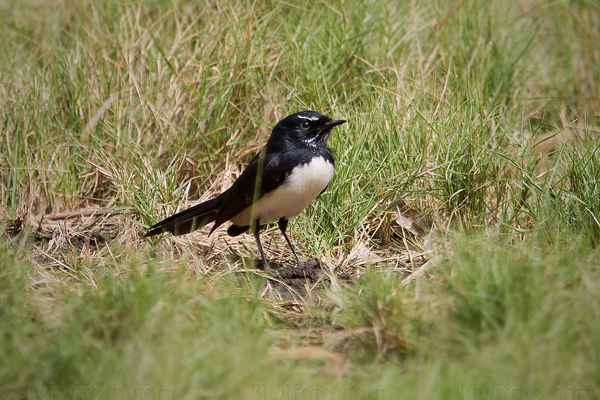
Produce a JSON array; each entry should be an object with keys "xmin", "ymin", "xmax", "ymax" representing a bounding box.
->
[{"xmin": 323, "ymin": 119, "xmax": 346, "ymax": 129}]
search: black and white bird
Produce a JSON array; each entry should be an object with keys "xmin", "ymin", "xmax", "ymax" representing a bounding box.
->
[{"xmin": 145, "ymin": 111, "xmax": 346, "ymax": 271}]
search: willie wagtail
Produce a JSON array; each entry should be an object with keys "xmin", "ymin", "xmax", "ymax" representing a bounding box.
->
[{"xmin": 145, "ymin": 111, "xmax": 346, "ymax": 271}]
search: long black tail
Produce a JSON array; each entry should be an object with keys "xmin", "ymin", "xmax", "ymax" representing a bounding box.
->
[{"xmin": 145, "ymin": 197, "xmax": 222, "ymax": 237}]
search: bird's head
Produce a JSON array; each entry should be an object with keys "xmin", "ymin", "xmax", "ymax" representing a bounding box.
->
[{"xmin": 269, "ymin": 111, "xmax": 346, "ymax": 147}]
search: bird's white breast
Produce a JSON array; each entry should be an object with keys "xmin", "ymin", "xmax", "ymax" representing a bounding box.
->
[{"xmin": 230, "ymin": 156, "xmax": 334, "ymax": 226}]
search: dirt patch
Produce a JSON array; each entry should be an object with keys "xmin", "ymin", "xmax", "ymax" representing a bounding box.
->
[
  {"xmin": 273, "ymin": 258, "xmax": 340, "ymax": 298},
  {"xmin": 263, "ymin": 257, "xmax": 351, "ymax": 298},
  {"xmin": 279, "ymin": 258, "xmax": 327, "ymax": 281}
]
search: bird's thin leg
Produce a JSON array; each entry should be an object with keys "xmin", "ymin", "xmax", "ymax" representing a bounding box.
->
[
  {"xmin": 252, "ymin": 219, "xmax": 271, "ymax": 272},
  {"xmin": 278, "ymin": 218, "xmax": 301, "ymax": 266}
]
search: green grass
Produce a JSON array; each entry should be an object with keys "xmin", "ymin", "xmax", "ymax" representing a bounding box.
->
[{"xmin": 2, "ymin": 0, "xmax": 600, "ymax": 399}]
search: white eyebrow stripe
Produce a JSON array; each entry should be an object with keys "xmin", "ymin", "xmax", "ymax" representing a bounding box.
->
[{"xmin": 297, "ymin": 115, "xmax": 320, "ymax": 121}]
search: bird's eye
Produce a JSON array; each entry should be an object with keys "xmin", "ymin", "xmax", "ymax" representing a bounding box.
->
[{"xmin": 300, "ymin": 121, "xmax": 310, "ymax": 129}]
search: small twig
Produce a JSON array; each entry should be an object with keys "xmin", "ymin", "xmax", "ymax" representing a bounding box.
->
[
  {"xmin": 585, "ymin": 207, "xmax": 600, "ymax": 229},
  {"xmin": 44, "ymin": 208, "xmax": 123, "ymax": 220}
]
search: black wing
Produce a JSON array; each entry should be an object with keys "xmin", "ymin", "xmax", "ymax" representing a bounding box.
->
[{"xmin": 209, "ymin": 148, "xmax": 293, "ymax": 233}]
